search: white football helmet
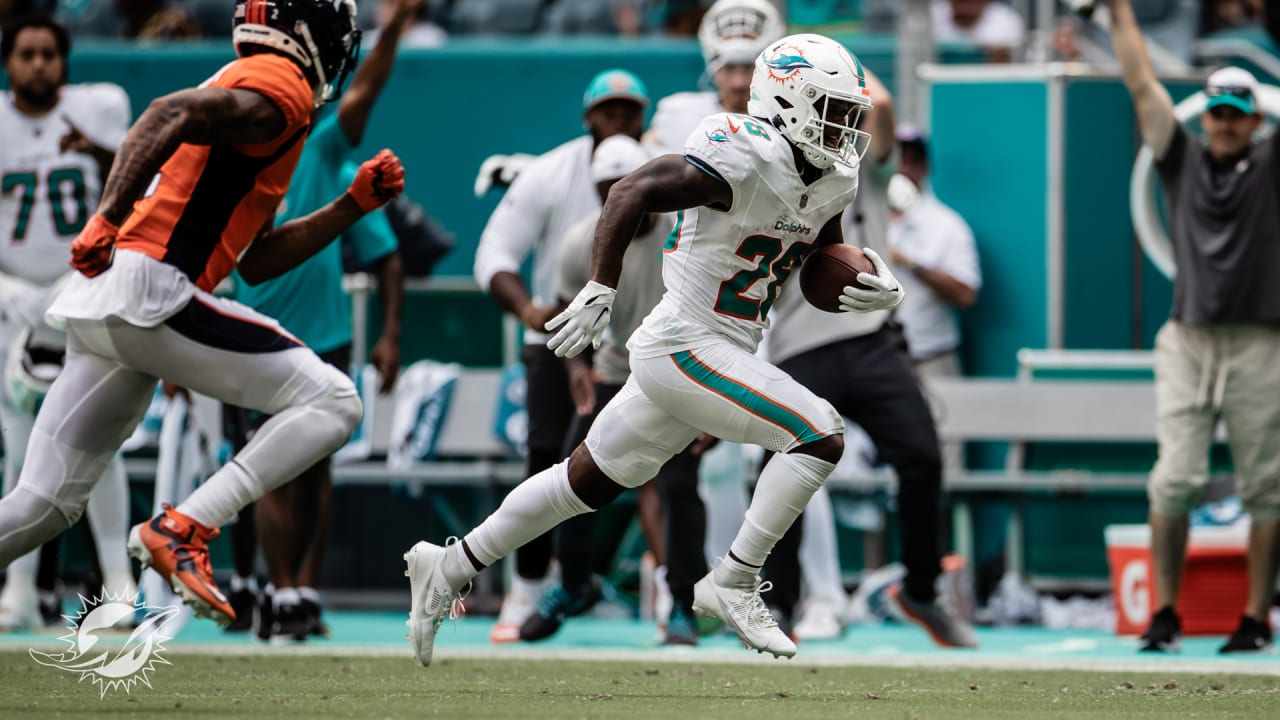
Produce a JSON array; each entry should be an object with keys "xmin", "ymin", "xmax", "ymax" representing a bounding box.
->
[
  {"xmin": 4, "ymin": 326, "xmax": 63, "ymax": 416},
  {"xmin": 698, "ymin": 0, "xmax": 787, "ymax": 73},
  {"xmin": 748, "ymin": 34, "xmax": 874, "ymax": 170}
]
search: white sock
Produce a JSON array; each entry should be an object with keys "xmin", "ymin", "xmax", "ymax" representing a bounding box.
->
[
  {"xmin": 298, "ymin": 587, "xmax": 321, "ymax": 604},
  {"xmin": 178, "ymin": 460, "xmax": 264, "ymax": 529},
  {"xmin": 800, "ymin": 485, "xmax": 847, "ymax": 603},
  {"xmin": 443, "ymin": 461, "xmax": 591, "ymax": 589},
  {"xmin": 713, "ymin": 553, "xmax": 761, "ymax": 588},
  {"xmin": 86, "ymin": 456, "xmax": 134, "ymax": 599},
  {"xmin": 725, "ymin": 451, "xmax": 834, "ymax": 582},
  {"xmin": 230, "ymin": 575, "xmax": 257, "ymax": 593},
  {"xmin": 273, "ymin": 587, "xmax": 300, "ymax": 610}
]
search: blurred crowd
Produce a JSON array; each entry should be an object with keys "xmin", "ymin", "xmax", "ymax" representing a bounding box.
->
[{"xmin": 0, "ymin": 1, "xmax": 1261, "ymax": 54}]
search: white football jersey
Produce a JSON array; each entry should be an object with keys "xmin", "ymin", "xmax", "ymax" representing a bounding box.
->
[
  {"xmin": 0, "ymin": 84, "xmax": 131, "ymax": 285},
  {"xmin": 647, "ymin": 91, "xmax": 724, "ymax": 154},
  {"xmin": 629, "ymin": 113, "xmax": 860, "ymax": 359}
]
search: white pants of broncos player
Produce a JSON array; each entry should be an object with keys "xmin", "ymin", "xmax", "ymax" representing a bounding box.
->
[{"xmin": 0, "ymin": 250, "xmax": 361, "ymax": 568}]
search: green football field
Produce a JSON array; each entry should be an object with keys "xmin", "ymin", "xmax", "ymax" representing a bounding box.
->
[
  {"xmin": 2, "ymin": 651, "xmax": 1278, "ymax": 719},
  {"xmin": 4, "ymin": 609, "xmax": 1278, "ymax": 718}
]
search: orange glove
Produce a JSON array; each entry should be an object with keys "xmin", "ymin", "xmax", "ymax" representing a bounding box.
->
[
  {"xmin": 69, "ymin": 214, "xmax": 119, "ymax": 277},
  {"xmin": 347, "ymin": 149, "xmax": 405, "ymax": 212}
]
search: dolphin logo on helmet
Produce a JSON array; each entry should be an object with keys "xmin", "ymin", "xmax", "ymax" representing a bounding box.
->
[{"xmin": 748, "ymin": 34, "xmax": 874, "ymax": 170}]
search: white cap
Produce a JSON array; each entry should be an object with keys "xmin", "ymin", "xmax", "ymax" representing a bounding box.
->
[
  {"xmin": 590, "ymin": 135, "xmax": 650, "ymax": 183},
  {"xmin": 1205, "ymin": 67, "xmax": 1259, "ymax": 114}
]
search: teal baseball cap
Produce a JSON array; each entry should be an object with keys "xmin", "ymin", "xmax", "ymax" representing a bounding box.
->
[
  {"xmin": 583, "ymin": 69, "xmax": 649, "ymax": 112},
  {"xmin": 1205, "ymin": 67, "xmax": 1258, "ymax": 115}
]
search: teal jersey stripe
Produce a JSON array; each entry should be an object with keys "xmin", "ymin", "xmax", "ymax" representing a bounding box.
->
[
  {"xmin": 664, "ymin": 209, "xmax": 684, "ymax": 252},
  {"xmin": 671, "ymin": 350, "xmax": 827, "ymax": 445}
]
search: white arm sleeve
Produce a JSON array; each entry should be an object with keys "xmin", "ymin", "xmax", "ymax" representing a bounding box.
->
[{"xmin": 473, "ymin": 160, "xmax": 550, "ymax": 291}]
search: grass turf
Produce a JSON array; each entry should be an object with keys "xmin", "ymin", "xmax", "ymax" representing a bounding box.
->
[{"xmin": 2, "ymin": 652, "xmax": 1278, "ymax": 719}]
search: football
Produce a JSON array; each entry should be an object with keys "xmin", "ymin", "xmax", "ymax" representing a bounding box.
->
[{"xmin": 799, "ymin": 244, "xmax": 876, "ymax": 313}]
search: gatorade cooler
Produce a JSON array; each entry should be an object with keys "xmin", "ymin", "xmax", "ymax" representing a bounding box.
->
[{"xmin": 1104, "ymin": 524, "xmax": 1249, "ymax": 635}]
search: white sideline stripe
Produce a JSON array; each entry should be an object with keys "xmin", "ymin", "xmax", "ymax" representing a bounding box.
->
[{"xmin": 15, "ymin": 641, "xmax": 1279, "ymax": 676}]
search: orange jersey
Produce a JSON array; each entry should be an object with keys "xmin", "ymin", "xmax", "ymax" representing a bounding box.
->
[{"xmin": 115, "ymin": 54, "xmax": 313, "ymax": 292}]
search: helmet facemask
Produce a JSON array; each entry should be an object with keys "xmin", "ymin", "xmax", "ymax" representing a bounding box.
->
[
  {"xmin": 699, "ymin": 0, "xmax": 786, "ymax": 73},
  {"xmin": 796, "ymin": 90, "xmax": 872, "ymax": 170}
]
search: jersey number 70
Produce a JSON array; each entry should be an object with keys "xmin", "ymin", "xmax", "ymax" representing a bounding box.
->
[{"xmin": 2, "ymin": 167, "xmax": 89, "ymax": 242}]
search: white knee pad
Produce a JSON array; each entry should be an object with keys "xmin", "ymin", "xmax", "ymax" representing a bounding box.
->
[
  {"xmin": 16, "ymin": 426, "xmax": 106, "ymax": 525},
  {"xmin": 318, "ymin": 387, "xmax": 364, "ymax": 439}
]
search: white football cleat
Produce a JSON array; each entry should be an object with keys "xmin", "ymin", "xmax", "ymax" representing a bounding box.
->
[
  {"xmin": 692, "ymin": 572, "xmax": 796, "ymax": 658},
  {"xmin": 404, "ymin": 541, "xmax": 466, "ymax": 667},
  {"xmin": 0, "ymin": 587, "xmax": 42, "ymax": 633},
  {"xmin": 794, "ymin": 597, "xmax": 845, "ymax": 641}
]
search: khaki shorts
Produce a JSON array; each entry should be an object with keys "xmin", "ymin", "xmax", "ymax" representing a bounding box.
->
[{"xmin": 1149, "ymin": 320, "xmax": 1280, "ymax": 521}]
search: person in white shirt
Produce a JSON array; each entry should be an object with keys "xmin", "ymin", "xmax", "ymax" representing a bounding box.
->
[
  {"xmin": 406, "ymin": 34, "xmax": 905, "ymax": 666},
  {"xmin": 886, "ymin": 128, "xmax": 981, "ymax": 377},
  {"xmin": 0, "ymin": 16, "xmax": 135, "ymax": 632},
  {"xmin": 644, "ymin": 0, "xmax": 786, "ymax": 154},
  {"xmin": 932, "ymin": 0, "xmax": 1027, "ymax": 62},
  {"xmin": 471, "ymin": 68, "xmax": 649, "ymax": 643},
  {"xmin": 766, "ymin": 77, "xmax": 978, "ymax": 648}
]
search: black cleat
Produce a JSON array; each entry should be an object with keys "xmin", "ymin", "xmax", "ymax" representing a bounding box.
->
[
  {"xmin": 1218, "ymin": 615, "xmax": 1273, "ymax": 654},
  {"xmin": 1139, "ymin": 606, "xmax": 1182, "ymax": 652},
  {"xmin": 269, "ymin": 602, "xmax": 310, "ymax": 644},
  {"xmin": 224, "ymin": 589, "xmax": 257, "ymax": 633},
  {"xmin": 256, "ymin": 590, "xmax": 274, "ymax": 642},
  {"xmin": 300, "ymin": 598, "xmax": 330, "ymax": 638},
  {"xmin": 518, "ymin": 581, "xmax": 601, "ymax": 642}
]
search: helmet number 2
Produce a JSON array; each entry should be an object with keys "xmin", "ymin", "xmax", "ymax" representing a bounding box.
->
[
  {"xmin": 742, "ymin": 120, "xmax": 770, "ymax": 140},
  {"xmin": 714, "ymin": 235, "xmax": 811, "ymax": 321}
]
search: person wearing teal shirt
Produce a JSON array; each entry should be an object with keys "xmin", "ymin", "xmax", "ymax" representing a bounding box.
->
[{"xmin": 221, "ymin": 0, "xmax": 420, "ymax": 644}]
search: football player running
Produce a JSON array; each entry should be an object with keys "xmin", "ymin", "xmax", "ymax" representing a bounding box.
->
[
  {"xmin": 0, "ymin": 0, "xmax": 405, "ymax": 627},
  {"xmin": 646, "ymin": 0, "xmax": 856, "ymax": 642},
  {"xmin": 405, "ymin": 34, "xmax": 903, "ymax": 666},
  {"xmin": 0, "ymin": 15, "xmax": 136, "ymax": 631}
]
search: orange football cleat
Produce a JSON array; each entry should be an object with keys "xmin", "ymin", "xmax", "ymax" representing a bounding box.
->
[{"xmin": 128, "ymin": 505, "xmax": 235, "ymax": 625}]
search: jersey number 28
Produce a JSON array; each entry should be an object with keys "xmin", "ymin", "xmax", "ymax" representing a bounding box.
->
[{"xmin": 715, "ymin": 235, "xmax": 812, "ymax": 321}]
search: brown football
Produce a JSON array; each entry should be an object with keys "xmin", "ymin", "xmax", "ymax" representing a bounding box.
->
[{"xmin": 799, "ymin": 244, "xmax": 875, "ymax": 313}]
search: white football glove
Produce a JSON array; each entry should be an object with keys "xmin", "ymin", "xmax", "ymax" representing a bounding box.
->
[
  {"xmin": 473, "ymin": 153, "xmax": 536, "ymax": 197},
  {"xmin": 546, "ymin": 280, "xmax": 617, "ymax": 358},
  {"xmin": 838, "ymin": 248, "xmax": 905, "ymax": 313},
  {"xmin": 886, "ymin": 173, "xmax": 922, "ymax": 213}
]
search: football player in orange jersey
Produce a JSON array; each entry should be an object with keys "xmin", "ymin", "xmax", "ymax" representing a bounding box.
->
[{"xmin": 0, "ymin": 0, "xmax": 405, "ymax": 626}]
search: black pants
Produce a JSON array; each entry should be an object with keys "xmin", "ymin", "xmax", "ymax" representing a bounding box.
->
[
  {"xmin": 765, "ymin": 325, "xmax": 944, "ymax": 611},
  {"xmin": 555, "ymin": 382, "xmax": 707, "ymax": 612},
  {"xmin": 517, "ymin": 343, "xmax": 577, "ymax": 580}
]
